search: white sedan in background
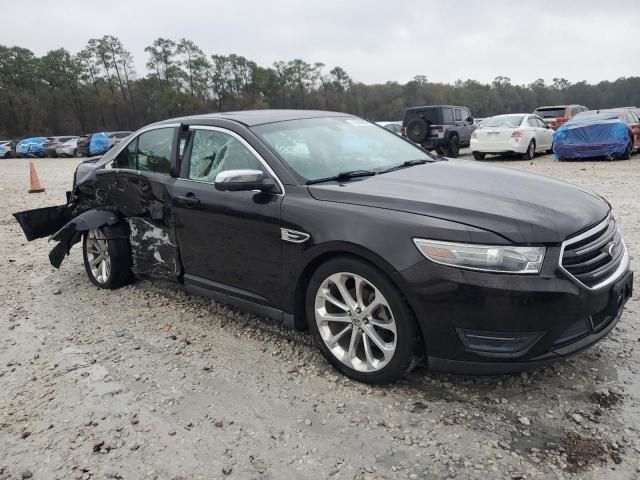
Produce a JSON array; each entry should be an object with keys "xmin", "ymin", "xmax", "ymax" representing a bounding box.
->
[
  {"xmin": 470, "ymin": 114, "xmax": 554, "ymax": 160},
  {"xmin": 55, "ymin": 137, "xmax": 80, "ymax": 157}
]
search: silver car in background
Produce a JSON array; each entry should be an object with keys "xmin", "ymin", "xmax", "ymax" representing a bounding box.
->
[{"xmin": 55, "ymin": 137, "xmax": 80, "ymax": 157}]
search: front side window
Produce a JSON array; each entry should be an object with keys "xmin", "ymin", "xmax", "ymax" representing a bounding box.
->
[
  {"xmin": 252, "ymin": 116, "xmax": 431, "ymax": 182},
  {"xmin": 111, "ymin": 127, "xmax": 174, "ymax": 173},
  {"xmin": 188, "ymin": 129, "xmax": 263, "ymax": 182}
]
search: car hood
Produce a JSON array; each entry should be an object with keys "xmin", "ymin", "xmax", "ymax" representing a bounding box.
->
[{"xmin": 307, "ymin": 160, "xmax": 610, "ymax": 244}]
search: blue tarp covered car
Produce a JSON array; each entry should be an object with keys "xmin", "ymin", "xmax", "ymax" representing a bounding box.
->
[
  {"xmin": 89, "ymin": 132, "xmax": 110, "ymax": 156},
  {"xmin": 16, "ymin": 137, "xmax": 49, "ymax": 157},
  {"xmin": 553, "ymin": 113, "xmax": 631, "ymax": 160}
]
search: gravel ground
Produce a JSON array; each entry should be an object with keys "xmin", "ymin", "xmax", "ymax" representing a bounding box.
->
[{"xmin": 0, "ymin": 152, "xmax": 639, "ymax": 480}]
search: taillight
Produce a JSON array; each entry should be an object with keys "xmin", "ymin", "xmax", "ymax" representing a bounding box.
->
[
  {"xmin": 556, "ymin": 117, "xmax": 568, "ymax": 124},
  {"xmin": 400, "ymin": 127, "xmax": 406, "ymax": 136},
  {"xmin": 471, "ymin": 131, "xmax": 477, "ymax": 139},
  {"xmin": 432, "ymin": 126, "xmax": 444, "ymax": 132},
  {"xmin": 511, "ymin": 130, "xmax": 523, "ymax": 137}
]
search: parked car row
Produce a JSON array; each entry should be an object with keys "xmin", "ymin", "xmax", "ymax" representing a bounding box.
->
[
  {"xmin": 393, "ymin": 102, "xmax": 638, "ymax": 161},
  {"xmin": 1, "ymin": 130, "xmax": 132, "ymax": 158}
]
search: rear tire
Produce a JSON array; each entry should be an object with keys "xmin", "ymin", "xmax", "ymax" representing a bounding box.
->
[
  {"xmin": 522, "ymin": 140, "xmax": 536, "ymax": 160},
  {"xmin": 82, "ymin": 226, "xmax": 133, "ymax": 289},
  {"xmin": 445, "ymin": 135, "xmax": 460, "ymax": 157},
  {"xmin": 306, "ymin": 257, "xmax": 419, "ymax": 384},
  {"xmin": 472, "ymin": 151, "xmax": 486, "ymax": 160}
]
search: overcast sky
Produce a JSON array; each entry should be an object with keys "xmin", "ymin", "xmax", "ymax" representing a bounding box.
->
[{"xmin": 3, "ymin": 0, "xmax": 638, "ymax": 85}]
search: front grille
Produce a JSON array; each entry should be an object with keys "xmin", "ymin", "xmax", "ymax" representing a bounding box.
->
[{"xmin": 561, "ymin": 215, "xmax": 625, "ymax": 288}]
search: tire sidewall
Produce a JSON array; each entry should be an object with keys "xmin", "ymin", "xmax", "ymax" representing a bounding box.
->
[
  {"xmin": 446, "ymin": 135, "xmax": 459, "ymax": 157},
  {"xmin": 406, "ymin": 118, "xmax": 429, "ymax": 143},
  {"xmin": 524, "ymin": 140, "xmax": 535, "ymax": 160},
  {"xmin": 82, "ymin": 227, "xmax": 133, "ymax": 289},
  {"xmin": 305, "ymin": 257, "xmax": 418, "ymax": 384}
]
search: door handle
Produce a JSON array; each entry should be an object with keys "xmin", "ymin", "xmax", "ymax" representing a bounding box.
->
[{"xmin": 175, "ymin": 194, "xmax": 201, "ymax": 207}]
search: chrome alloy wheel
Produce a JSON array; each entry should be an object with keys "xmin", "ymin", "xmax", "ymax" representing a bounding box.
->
[
  {"xmin": 314, "ymin": 272, "xmax": 397, "ymax": 372},
  {"xmin": 85, "ymin": 229, "xmax": 111, "ymax": 284}
]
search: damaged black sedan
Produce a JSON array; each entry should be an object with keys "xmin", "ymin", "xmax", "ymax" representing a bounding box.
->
[{"xmin": 14, "ymin": 110, "xmax": 633, "ymax": 384}]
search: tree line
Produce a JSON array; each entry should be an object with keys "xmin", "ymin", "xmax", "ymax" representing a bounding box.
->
[{"xmin": 1, "ymin": 36, "xmax": 639, "ymax": 138}]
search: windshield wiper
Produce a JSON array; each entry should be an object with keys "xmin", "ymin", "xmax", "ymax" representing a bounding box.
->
[
  {"xmin": 306, "ymin": 169, "xmax": 377, "ymax": 185},
  {"xmin": 379, "ymin": 159, "xmax": 430, "ymax": 174}
]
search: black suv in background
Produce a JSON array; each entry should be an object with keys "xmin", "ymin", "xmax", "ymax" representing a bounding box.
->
[{"xmin": 402, "ymin": 105, "xmax": 474, "ymax": 157}]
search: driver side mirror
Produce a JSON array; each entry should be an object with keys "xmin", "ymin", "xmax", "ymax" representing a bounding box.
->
[{"xmin": 214, "ymin": 169, "xmax": 274, "ymax": 192}]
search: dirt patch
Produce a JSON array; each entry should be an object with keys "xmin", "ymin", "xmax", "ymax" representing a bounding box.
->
[
  {"xmin": 562, "ymin": 433, "xmax": 608, "ymax": 473},
  {"xmin": 590, "ymin": 388, "xmax": 624, "ymax": 409}
]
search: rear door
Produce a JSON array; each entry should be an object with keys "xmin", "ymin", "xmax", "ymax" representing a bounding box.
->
[{"xmin": 170, "ymin": 126, "xmax": 284, "ymax": 307}]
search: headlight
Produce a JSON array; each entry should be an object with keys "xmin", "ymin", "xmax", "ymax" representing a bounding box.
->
[{"xmin": 413, "ymin": 239, "xmax": 545, "ymax": 274}]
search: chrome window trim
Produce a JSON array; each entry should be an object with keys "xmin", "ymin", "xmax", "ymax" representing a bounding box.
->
[
  {"xmin": 184, "ymin": 125, "xmax": 285, "ymax": 195},
  {"xmin": 558, "ymin": 213, "xmax": 630, "ymax": 291}
]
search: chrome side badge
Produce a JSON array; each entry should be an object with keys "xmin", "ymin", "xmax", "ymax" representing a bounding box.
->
[{"xmin": 281, "ymin": 228, "xmax": 310, "ymax": 244}]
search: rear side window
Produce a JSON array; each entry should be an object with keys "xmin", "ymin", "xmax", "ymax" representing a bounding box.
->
[
  {"xmin": 187, "ymin": 129, "xmax": 263, "ymax": 182},
  {"xmin": 626, "ymin": 112, "xmax": 637, "ymax": 124},
  {"xmin": 442, "ymin": 108, "xmax": 454, "ymax": 124},
  {"xmin": 112, "ymin": 127, "xmax": 174, "ymax": 174},
  {"xmin": 454, "ymin": 109, "xmax": 462, "ymax": 121},
  {"xmin": 527, "ymin": 117, "xmax": 537, "ymax": 127}
]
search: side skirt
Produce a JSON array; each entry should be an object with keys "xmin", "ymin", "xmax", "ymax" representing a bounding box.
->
[{"xmin": 183, "ymin": 273, "xmax": 298, "ymax": 328}]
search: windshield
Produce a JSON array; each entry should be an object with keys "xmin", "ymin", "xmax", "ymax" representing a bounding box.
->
[
  {"xmin": 252, "ymin": 116, "xmax": 431, "ymax": 182},
  {"xmin": 481, "ymin": 115, "xmax": 525, "ymax": 128}
]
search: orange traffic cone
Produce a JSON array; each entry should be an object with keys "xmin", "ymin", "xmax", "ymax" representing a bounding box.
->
[{"xmin": 28, "ymin": 160, "xmax": 45, "ymax": 193}]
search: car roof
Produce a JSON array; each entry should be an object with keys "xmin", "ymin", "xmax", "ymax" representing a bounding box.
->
[
  {"xmin": 154, "ymin": 109, "xmax": 353, "ymax": 127},
  {"xmin": 406, "ymin": 105, "xmax": 467, "ymax": 111},
  {"xmin": 582, "ymin": 109, "xmax": 625, "ymax": 116},
  {"xmin": 535, "ymin": 105, "xmax": 583, "ymax": 110}
]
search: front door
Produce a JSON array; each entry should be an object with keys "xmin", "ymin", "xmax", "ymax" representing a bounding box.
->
[{"xmin": 171, "ymin": 126, "xmax": 284, "ymax": 307}]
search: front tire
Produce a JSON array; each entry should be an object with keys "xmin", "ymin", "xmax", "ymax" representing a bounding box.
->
[
  {"xmin": 82, "ymin": 227, "xmax": 133, "ymax": 289},
  {"xmin": 306, "ymin": 257, "xmax": 419, "ymax": 384}
]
